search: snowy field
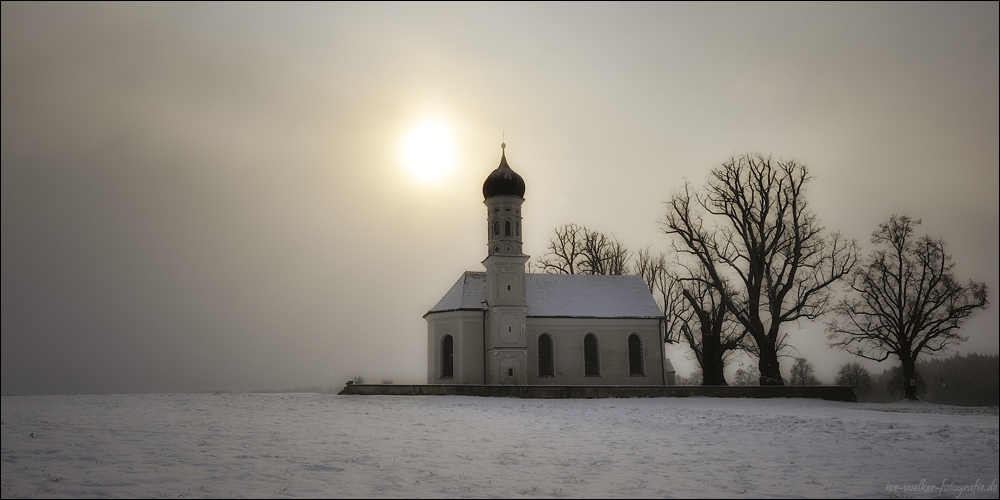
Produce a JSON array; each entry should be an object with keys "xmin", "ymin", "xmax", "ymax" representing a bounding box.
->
[{"xmin": 2, "ymin": 393, "xmax": 997, "ymax": 499}]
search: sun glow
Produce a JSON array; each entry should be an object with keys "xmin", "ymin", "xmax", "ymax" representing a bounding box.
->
[{"xmin": 401, "ymin": 118, "xmax": 457, "ymax": 182}]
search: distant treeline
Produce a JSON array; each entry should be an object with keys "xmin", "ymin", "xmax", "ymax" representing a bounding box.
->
[{"xmin": 866, "ymin": 353, "xmax": 998, "ymax": 406}]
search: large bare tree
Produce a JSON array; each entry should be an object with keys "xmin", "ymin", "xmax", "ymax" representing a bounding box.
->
[
  {"xmin": 652, "ymin": 244, "xmax": 746, "ymax": 386},
  {"xmin": 661, "ymin": 153, "xmax": 858, "ymax": 385},
  {"xmin": 827, "ymin": 215, "xmax": 989, "ymax": 400},
  {"xmin": 674, "ymin": 270, "xmax": 745, "ymax": 385}
]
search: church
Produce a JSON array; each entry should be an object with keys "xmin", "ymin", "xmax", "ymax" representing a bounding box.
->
[{"xmin": 424, "ymin": 145, "xmax": 667, "ymax": 385}]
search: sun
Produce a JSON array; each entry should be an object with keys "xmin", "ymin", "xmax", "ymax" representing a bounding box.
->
[{"xmin": 401, "ymin": 118, "xmax": 457, "ymax": 182}]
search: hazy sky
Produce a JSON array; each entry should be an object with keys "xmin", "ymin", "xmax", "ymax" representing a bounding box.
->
[{"xmin": 3, "ymin": 2, "xmax": 997, "ymax": 395}]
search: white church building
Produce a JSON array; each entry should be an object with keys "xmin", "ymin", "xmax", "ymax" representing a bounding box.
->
[{"xmin": 424, "ymin": 146, "xmax": 667, "ymax": 385}]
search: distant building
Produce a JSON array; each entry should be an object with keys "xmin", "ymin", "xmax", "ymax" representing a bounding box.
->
[{"xmin": 424, "ymin": 145, "xmax": 666, "ymax": 385}]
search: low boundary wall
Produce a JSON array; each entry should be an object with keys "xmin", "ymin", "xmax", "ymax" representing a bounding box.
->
[{"xmin": 339, "ymin": 384, "xmax": 857, "ymax": 402}]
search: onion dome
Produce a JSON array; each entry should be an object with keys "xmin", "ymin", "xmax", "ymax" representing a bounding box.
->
[{"xmin": 482, "ymin": 143, "xmax": 525, "ymax": 199}]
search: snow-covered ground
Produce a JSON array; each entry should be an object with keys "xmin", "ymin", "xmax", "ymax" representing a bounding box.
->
[{"xmin": 2, "ymin": 393, "xmax": 997, "ymax": 498}]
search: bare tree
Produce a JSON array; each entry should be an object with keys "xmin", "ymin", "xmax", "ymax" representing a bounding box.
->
[
  {"xmin": 661, "ymin": 154, "xmax": 859, "ymax": 385},
  {"xmin": 538, "ymin": 224, "xmax": 631, "ymax": 276},
  {"xmin": 579, "ymin": 227, "xmax": 630, "ymax": 275},
  {"xmin": 635, "ymin": 248, "xmax": 684, "ymax": 332},
  {"xmin": 732, "ymin": 362, "xmax": 760, "ymax": 386},
  {"xmin": 636, "ymin": 246, "xmax": 700, "ymax": 359},
  {"xmin": 538, "ymin": 224, "xmax": 584, "ymax": 274},
  {"xmin": 835, "ymin": 362, "xmax": 872, "ymax": 399},
  {"xmin": 578, "ymin": 228, "xmax": 608, "ymax": 275},
  {"xmin": 635, "ymin": 248, "xmax": 699, "ymax": 380},
  {"xmin": 673, "ymin": 266, "xmax": 745, "ymax": 385},
  {"xmin": 827, "ymin": 215, "xmax": 989, "ymax": 400},
  {"xmin": 676, "ymin": 369, "xmax": 703, "ymax": 386},
  {"xmin": 604, "ymin": 237, "xmax": 631, "ymax": 276},
  {"xmin": 634, "ymin": 247, "xmax": 660, "ymax": 293},
  {"xmin": 789, "ymin": 357, "xmax": 820, "ymax": 385}
]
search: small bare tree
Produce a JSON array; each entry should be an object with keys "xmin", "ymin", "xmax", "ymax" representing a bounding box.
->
[
  {"xmin": 604, "ymin": 238, "xmax": 631, "ymax": 276},
  {"xmin": 634, "ymin": 247, "xmax": 660, "ymax": 293},
  {"xmin": 835, "ymin": 362, "xmax": 872, "ymax": 399},
  {"xmin": 650, "ymin": 253, "xmax": 688, "ymax": 345},
  {"xmin": 538, "ymin": 224, "xmax": 585, "ymax": 274},
  {"xmin": 827, "ymin": 215, "xmax": 989, "ymax": 400},
  {"xmin": 635, "ymin": 247, "xmax": 696, "ymax": 378},
  {"xmin": 579, "ymin": 227, "xmax": 630, "ymax": 275},
  {"xmin": 676, "ymin": 369, "xmax": 703, "ymax": 386},
  {"xmin": 635, "ymin": 247, "xmax": 686, "ymax": 340},
  {"xmin": 538, "ymin": 225, "xmax": 631, "ymax": 276},
  {"xmin": 789, "ymin": 357, "xmax": 820, "ymax": 385},
  {"xmin": 732, "ymin": 363, "xmax": 760, "ymax": 386}
]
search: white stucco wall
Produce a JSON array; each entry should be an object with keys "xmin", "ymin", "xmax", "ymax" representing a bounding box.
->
[
  {"xmin": 425, "ymin": 310, "xmax": 485, "ymax": 384},
  {"xmin": 427, "ymin": 313, "xmax": 664, "ymax": 386},
  {"xmin": 524, "ymin": 317, "xmax": 664, "ymax": 386}
]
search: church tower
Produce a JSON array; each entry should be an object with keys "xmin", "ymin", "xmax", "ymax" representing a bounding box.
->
[{"xmin": 481, "ymin": 143, "xmax": 529, "ymax": 384}]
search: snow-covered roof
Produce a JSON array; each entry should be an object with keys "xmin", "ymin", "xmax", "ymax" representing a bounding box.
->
[
  {"xmin": 427, "ymin": 272, "xmax": 487, "ymax": 313},
  {"xmin": 426, "ymin": 271, "xmax": 663, "ymax": 319}
]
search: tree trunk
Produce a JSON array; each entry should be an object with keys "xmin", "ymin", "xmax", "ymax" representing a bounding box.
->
[
  {"xmin": 757, "ymin": 339, "xmax": 784, "ymax": 386},
  {"xmin": 901, "ymin": 358, "xmax": 919, "ymax": 400},
  {"xmin": 701, "ymin": 352, "xmax": 728, "ymax": 386},
  {"xmin": 699, "ymin": 316, "xmax": 729, "ymax": 386}
]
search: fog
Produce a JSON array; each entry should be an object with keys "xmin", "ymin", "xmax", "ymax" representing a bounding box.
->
[{"xmin": 2, "ymin": 2, "xmax": 997, "ymax": 394}]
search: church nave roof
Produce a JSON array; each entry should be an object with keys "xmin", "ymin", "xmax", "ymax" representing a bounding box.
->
[{"xmin": 426, "ymin": 271, "xmax": 663, "ymax": 319}]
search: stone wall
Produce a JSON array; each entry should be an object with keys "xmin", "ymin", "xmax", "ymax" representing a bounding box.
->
[{"xmin": 339, "ymin": 384, "xmax": 857, "ymax": 402}]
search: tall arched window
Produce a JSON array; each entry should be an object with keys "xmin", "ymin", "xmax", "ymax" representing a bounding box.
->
[
  {"xmin": 504, "ymin": 220, "xmax": 512, "ymax": 237},
  {"xmin": 538, "ymin": 334, "xmax": 554, "ymax": 377},
  {"xmin": 492, "ymin": 220, "xmax": 500, "ymax": 237},
  {"xmin": 628, "ymin": 334, "xmax": 644, "ymax": 376},
  {"xmin": 441, "ymin": 334, "xmax": 454, "ymax": 379},
  {"xmin": 584, "ymin": 333, "xmax": 600, "ymax": 377}
]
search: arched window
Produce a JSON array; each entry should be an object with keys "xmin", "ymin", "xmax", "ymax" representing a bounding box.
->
[
  {"xmin": 516, "ymin": 221, "xmax": 521, "ymax": 237},
  {"xmin": 504, "ymin": 220, "xmax": 512, "ymax": 237},
  {"xmin": 492, "ymin": 220, "xmax": 500, "ymax": 237},
  {"xmin": 441, "ymin": 334, "xmax": 454, "ymax": 379},
  {"xmin": 584, "ymin": 333, "xmax": 600, "ymax": 377},
  {"xmin": 538, "ymin": 334, "xmax": 554, "ymax": 377},
  {"xmin": 628, "ymin": 333, "xmax": 644, "ymax": 376}
]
